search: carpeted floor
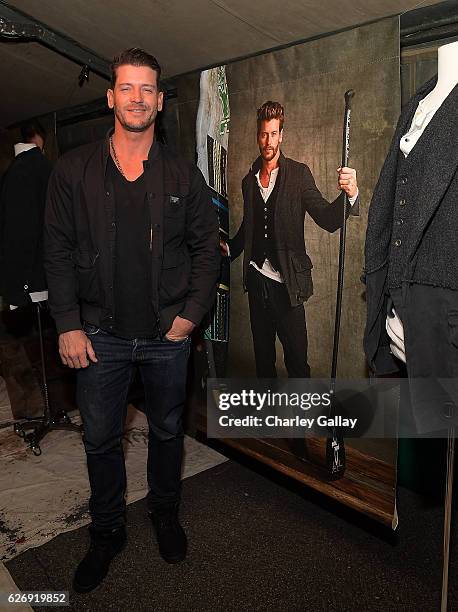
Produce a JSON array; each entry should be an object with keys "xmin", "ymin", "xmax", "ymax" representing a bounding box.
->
[
  {"xmin": 0, "ymin": 405, "xmax": 227, "ymax": 562},
  {"xmin": 5, "ymin": 455, "xmax": 457, "ymax": 612}
]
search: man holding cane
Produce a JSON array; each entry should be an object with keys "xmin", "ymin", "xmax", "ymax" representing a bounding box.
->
[{"xmin": 222, "ymin": 101, "xmax": 358, "ymax": 378}]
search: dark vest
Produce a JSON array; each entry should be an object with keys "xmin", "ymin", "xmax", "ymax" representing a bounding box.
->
[
  {"xmin": 387, "ymin": 152, "xmax": 416, "ymax": 289},
  {"xmin": 365, "ymin": 76, "xmax": 458, "ymax": 291},
  {"xmin": 251, "ymin": 173, "xmax": 281, "ymax": 272}
]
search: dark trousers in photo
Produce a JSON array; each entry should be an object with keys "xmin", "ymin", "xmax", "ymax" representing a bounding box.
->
[
  {"xmin": 76, "ymin": 325, "xmax": 191, "ymax": 531},
  {"xmin": 247, "ymin": 266, "xmax": 311, "ymax": 378}
]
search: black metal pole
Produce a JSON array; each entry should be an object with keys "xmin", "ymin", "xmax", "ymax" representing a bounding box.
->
[
  {"xmin": 330, "ymin": 88, "xmax": 354, "ymax": 388},
  {"xmin": 36, "ymin": 302, "xmax": 51, "ymax": 423},
  {"xmin": 326, "ymin": 89, "xmax": 354, "ymax": 480}
]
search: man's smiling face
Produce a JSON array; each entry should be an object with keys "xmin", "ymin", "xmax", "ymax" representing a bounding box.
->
[{"xmin": 107, "ymin": 64, "xmax": 163, "ymax": 132}]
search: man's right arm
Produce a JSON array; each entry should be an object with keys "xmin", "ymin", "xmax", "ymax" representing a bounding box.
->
[
  {"xmin": 44, "ymin": 160, "xmax": 97, "ymax": 368},
  {"xmin": 302, "ymin": 164, "xmax": 353, "ymax": 233}
]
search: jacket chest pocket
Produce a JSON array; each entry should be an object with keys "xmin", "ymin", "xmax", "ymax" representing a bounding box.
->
[
  {"xmin": 164, "ymin": 183, "xmax": 189, "ymax": 218},
  {"xmin": 165, "ymin": 195, "xmax": 185, "ymax": 216},
  {"xmin": 163, "ymin": 185, "xmax": 189, "ymax": 240}
]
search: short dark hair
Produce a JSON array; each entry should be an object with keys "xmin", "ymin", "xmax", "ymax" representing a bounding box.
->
[
  {"xmin": 20, "ymin": 120, "xmax": 46, "ymax": 144},
  {"xmin": 111, "ymin": 48, "xmax": 161, "ymax": 88},
  {"xmin": 257, "ymin": 101, "xmax": 284, "ymax": 132}
]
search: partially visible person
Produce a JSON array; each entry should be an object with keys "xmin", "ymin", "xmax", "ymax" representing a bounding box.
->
[{"xmin": 0, "ymin": 121, "xmax": 52, "ymax": 335}]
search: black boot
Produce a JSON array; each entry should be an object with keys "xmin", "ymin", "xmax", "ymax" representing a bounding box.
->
[
  {"xmin": 73, "ymin": 526, "xmax": 127, "ymax": 593},
  {"xmin": 149, "ymin": 503, "xmax": 187, "ymax": 564}
]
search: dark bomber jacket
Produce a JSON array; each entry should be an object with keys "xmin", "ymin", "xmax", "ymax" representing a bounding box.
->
[{"xmin": 44, "ymin": 134, "xmax": 220, "ymax": 336}]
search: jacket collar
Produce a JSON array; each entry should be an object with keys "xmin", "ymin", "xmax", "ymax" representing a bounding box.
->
[
  {"xmin": 394, "ymin": 76, "xmax": 438, "ymax": 147},
  {"xmin": 14, "ymin": 143, "xmax": 38, "ymax": 157},
  {"xmin": 405, "ymin": 76, "xmax": 458, "ymax": 163}
]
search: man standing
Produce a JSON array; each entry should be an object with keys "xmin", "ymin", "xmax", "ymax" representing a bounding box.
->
[
  {"xmin": 44, "ymin": 48, "xmax": 219, "ymax": 592},
  {"xmin": 224, "ymin": 101, "xmax": 358, "ymax": 378}
]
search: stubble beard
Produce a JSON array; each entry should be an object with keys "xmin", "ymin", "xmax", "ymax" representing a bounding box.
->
[
  {"xmin": 114, "ymin": 104, "xmax": 157, "ymax": 133},
  {"xmin": 260, "ymin": 143, "xmax": 278, "ymax": 162}
]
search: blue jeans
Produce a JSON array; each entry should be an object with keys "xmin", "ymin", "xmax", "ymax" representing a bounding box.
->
[{"xmin": 76, "ymin": 323, "xmax": 191, "ymax": 531}]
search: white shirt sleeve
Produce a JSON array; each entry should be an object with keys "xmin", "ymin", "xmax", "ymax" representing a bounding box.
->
[{"xmin": 348, "ymin": 189, "xmax": 358, "ymax": 206}]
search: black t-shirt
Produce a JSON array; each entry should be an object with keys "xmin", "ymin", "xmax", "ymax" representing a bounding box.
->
[{"xmin": 107, "ymin": 157, "xmax": 156, "ymax": 338}]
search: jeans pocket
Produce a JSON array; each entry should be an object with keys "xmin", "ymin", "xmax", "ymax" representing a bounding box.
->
[{"xmin": 164, "ymin": 335, "xmax": 190, "ymax": 345}]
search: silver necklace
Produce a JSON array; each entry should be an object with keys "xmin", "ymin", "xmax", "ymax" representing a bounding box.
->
[{"xmin": 109, "ymin": 136, "xmax": 125, "ymax": 178}]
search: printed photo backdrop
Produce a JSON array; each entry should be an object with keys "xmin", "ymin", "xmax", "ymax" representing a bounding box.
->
[{"xmin": 173, "ymin": 16, "xmax": 401, "ymax": 527}]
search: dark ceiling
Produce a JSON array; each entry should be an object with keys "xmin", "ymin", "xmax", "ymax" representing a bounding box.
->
[{"xmin": 0, "ymin": 0, "xmax": 448, "ymax": 127}]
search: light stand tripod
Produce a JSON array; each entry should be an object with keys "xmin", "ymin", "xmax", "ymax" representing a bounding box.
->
[{"xmin": 13, "ymin": 301, "xmax": 82, "ymax": 455}]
